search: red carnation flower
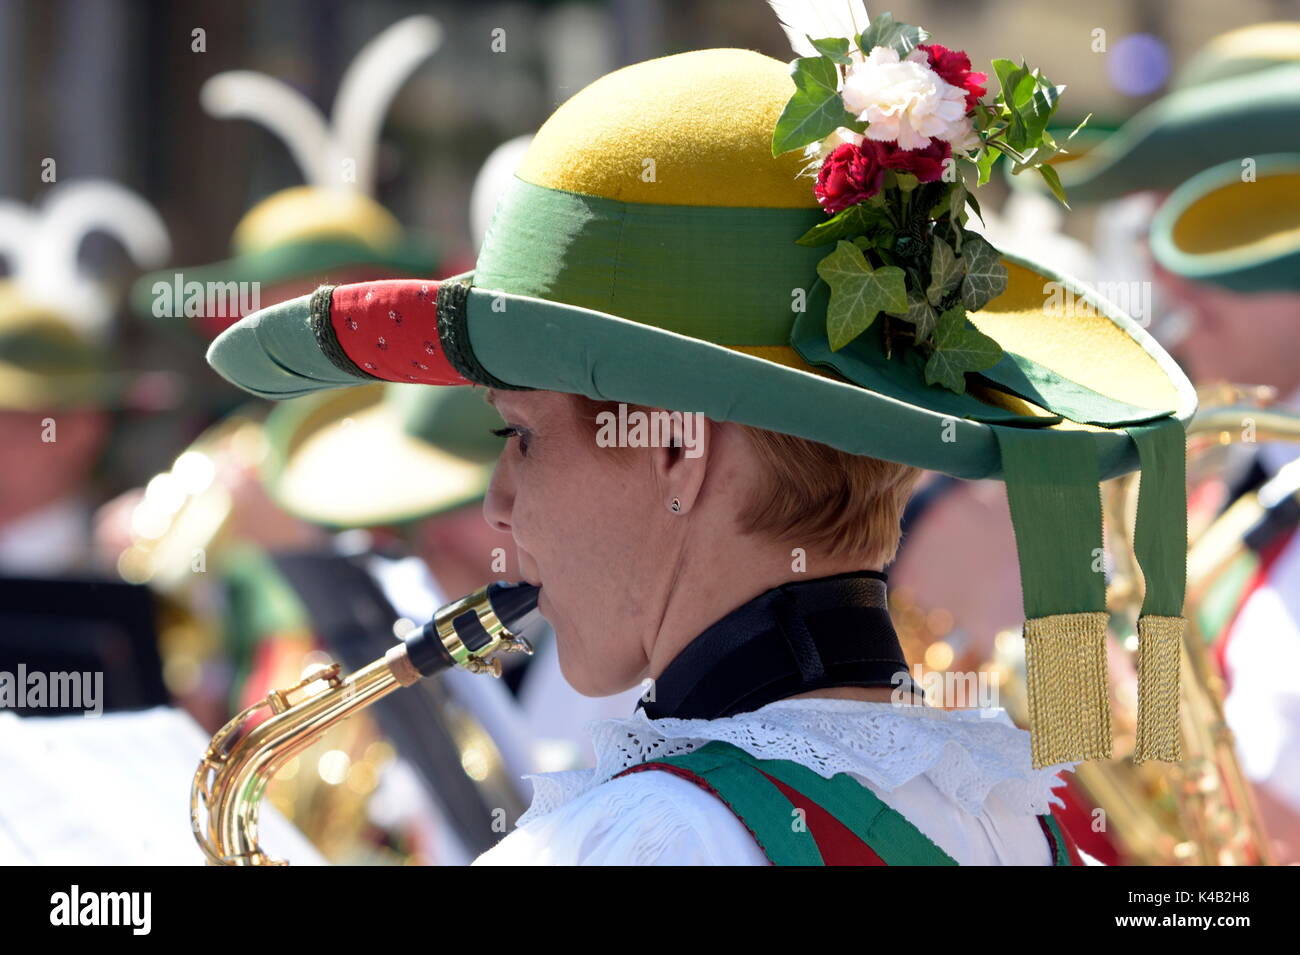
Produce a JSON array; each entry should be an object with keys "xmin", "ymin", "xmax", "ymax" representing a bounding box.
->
[
  {"xmin": 919, "ymin": 42, "xmax": 987, "ymax": 111},
  {"xmin": 814, "ymin": 141, "xmax": 887, "ymax": 214},
  {"xmin": 877, "ymin": 139, "xmax": 953, "ymax": 183}
]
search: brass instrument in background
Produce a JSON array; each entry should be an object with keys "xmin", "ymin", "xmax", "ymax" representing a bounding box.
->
[
  {"xmin": 191, "ymin": 581, "xmax": 539, "ymax": 865},
  {"xmin": 1029, "ymin": 385, "xmax": 1297, "ymax": 865},
  {"xmin": 115, "ymin": 409, "xmax": 271, "ymax": 704}
]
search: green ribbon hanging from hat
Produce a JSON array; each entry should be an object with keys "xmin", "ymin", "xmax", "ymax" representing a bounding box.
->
[{"xmin": 995, "ymin": 418, "xmax": 1186, "ymax": 769}]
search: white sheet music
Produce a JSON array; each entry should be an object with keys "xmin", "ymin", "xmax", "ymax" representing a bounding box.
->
[{"xmin": 0, "ymin": 706, "xmax": 326, "ymax": 865}]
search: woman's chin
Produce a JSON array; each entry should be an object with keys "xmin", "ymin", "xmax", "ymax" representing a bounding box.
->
[{"xmin": 555, "ymin": 649, "xmax": 621, "ymax": 698}]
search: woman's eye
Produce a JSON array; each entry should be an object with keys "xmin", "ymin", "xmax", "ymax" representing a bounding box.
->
[{"xmin": 490, "ymin": 426, "xmax": 529, "ymax": 456}]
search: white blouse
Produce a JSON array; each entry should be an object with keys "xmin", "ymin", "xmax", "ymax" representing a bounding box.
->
[{"xmin": 474, "ymin": 697, "xmax": 1091, "ymax": 865}]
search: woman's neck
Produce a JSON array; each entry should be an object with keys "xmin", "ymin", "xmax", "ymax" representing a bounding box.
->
[
  {"xmin": 646, "ymin": 551, "xmax": 882, "ymax": 680},
  {"xmin": 635, "ymin": 564, "xmax": 923, "ymax": 721}
]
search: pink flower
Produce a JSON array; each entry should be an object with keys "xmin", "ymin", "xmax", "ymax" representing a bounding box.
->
[
  {"xmin": 918, "ymin": 43, "xmax": 987, "ymax": 111},
  {"xmin": 814, "ymin": 142, "xmax": 887, "ymax": 214},
  {"xmin": 814, "ymin": 138, "xmax": 957, "ymax": 215},
  {"xmin": 877, "ymin": 139, "xmax": 952, "ymax": 183}
]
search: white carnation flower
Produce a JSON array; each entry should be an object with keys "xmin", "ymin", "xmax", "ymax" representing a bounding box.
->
[{"xmin": 842, "ymin": 46, "xmax": 972, "ymax": 151}]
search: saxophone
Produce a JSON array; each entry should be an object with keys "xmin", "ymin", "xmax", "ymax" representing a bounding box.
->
[{"xmin": 190, "ymin": 581, "xmax": 540, "ymax": 865}]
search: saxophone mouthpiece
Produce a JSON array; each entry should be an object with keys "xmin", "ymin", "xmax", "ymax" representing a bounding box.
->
[
  {"xmin": 486, "ymin": 580, "xmax": 544, "ymax": 636},
  {"xmin": 394, "ymin": 581, "xmax": 541, "ymax": 682}
]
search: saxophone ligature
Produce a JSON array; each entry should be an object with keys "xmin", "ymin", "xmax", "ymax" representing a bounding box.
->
[{"xmin": 190, "ymin": 581, "xmax": 541, "ymax": 865}]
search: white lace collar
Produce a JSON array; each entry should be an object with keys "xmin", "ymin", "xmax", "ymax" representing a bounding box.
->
[{"xmin": 516, "ymin": 698, "xmax": 1078, "ymax": 827}]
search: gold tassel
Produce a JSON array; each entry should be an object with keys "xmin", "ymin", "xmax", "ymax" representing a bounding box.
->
[
  {"xmin": 1133, "ymin": 614, "xmax": 1183, "ymax": 763},
  {"xmin": 1023, "ymin": 612, "xmax": 1112, "ymax": 769}
]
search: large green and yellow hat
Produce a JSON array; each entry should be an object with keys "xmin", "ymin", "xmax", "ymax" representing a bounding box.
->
[
  {"xmin": 132, "ymin": 15, "xmax": 442, "ymax": 338},
  {"xmin": 1, "ymin": 181, "xmax": 170, "ymax": 409},
  {"xmin": 261, "ymin": 383, "xmax": 505, "ymax": 529},
  {"xmin": 1150, "ymin": 153, "xmax": 1300, "ymax": 293},
  {"xmin": 209, "ymin": 47, "xmax": 1196, "ymax": 768},
  {"xmin": 1014, "ymin": 23, "xmax": 1300, "ymax": 204}
]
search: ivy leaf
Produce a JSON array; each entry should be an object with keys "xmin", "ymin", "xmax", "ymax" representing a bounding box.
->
[
  {"xmin": 816, "ymin": 240, "xmax": 908, "ymax": 351},
  {"xmin": 808, "ymin": 35, "xmax": 852, "ymax": 64},
  {"xmin": 924, "ymin": 306, "xmax": 1004, "ymax": 394},
  {"xmin": 888, "ymin": 293, "xmax": 939, "ymax": 342},
  {"xmin": 795, "ymin": 202, "xmax": 893, "ymax": 247},
  {"xmin": 857, "ymin": 12, "xmax": 929, "ymax": 58},
  {"xmin": 960, "ymin": 235, "xmax": 1009, "ymax": 311},
  {"xmin": 926, "ymin": 237, "xmax": 965, "ymax": 306},
  {"xmin": 772, "ymin": 57, "xmax": 856, "ymax": 156}
]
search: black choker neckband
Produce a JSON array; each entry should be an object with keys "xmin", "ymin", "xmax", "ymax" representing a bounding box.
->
[{"xmin": 636, "ymin": 570, "xmax": 923, "ymax": 721}]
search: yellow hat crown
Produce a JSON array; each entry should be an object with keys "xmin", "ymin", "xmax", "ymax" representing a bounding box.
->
[{"xmin": 517, "ymin": 48, "xmax": 817, "ymax": 209}]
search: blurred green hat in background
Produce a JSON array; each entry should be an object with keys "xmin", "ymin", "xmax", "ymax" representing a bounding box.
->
[
  {"xmin": 1151, "ymin": 153, "xmax": 1300, "ymax": 293},
  {"xmin": 0, "ymin": 181, "xmax": 170, "ymax": 410}
]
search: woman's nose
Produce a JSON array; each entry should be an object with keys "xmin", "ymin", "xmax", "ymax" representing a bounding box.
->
[{"xmin": 482, "ymin": 458, "xmax": 514, "ymax": 534}]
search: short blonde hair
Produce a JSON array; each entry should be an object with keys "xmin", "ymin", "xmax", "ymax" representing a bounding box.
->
[{"xmin": 568, "ymin": 395, "xmax": 921, "ymax": 565}]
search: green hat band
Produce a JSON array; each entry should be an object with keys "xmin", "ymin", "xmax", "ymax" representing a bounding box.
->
[{"xmin": 475, "ymin": 176, "xmax": 824, "ymax": 346}]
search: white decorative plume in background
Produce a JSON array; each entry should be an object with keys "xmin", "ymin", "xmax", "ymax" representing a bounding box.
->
[
  {"xmin": 199, "ymin": 14, "xmax": 442, "ymax": 196},
  {"xmin": 767, "ymin": 0, "xmax": 870, "ymax": 58},
  {"xmin": 0, "ymin": 182, "xmax": 171, "ymax": 339}
]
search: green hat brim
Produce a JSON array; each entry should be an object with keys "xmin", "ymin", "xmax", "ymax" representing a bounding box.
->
[
  {"xmin": 1151, "ymin": 154, "xmax": 1300, "ymax": 293},
  {"xmin": 1008, "ymin": 64, "xmax": 1300, "ymax": 204},
  {"xmin": 208, "ymin": 254, "xmax": 1195, "ymax": 483}
]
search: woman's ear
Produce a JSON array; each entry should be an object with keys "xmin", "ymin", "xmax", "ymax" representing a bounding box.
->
[{"xmin": 652, "ymin": 410, "xmax": 710, "ymax": 515}]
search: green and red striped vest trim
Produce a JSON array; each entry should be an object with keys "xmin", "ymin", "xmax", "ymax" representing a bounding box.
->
[{"xmin": 612, "ymin": 740, "xmax": 1082, "ymax": 866}]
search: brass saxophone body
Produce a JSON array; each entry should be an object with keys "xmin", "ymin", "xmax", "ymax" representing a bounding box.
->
[{"xmin": 191, "ymin": 582, "xmax": 540, "ymax": 865}]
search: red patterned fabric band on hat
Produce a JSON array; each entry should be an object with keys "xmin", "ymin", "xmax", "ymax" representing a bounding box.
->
[{"xmin": 328, "ymin": 279, "xmax": 470, "ymax": 385}]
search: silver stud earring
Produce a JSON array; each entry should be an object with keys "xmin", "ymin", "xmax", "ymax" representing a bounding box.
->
[{"xmin": 670, "ymin": 497, "xmax": 681, "ymax": 513}]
